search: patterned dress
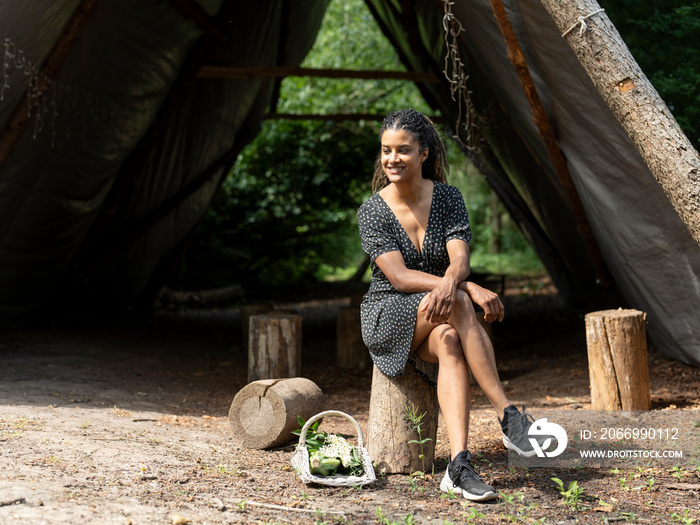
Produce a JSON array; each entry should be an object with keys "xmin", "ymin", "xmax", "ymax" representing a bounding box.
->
[{"xmin": 357, "ymin": 181, "xmax": 471, "ymax": 377}]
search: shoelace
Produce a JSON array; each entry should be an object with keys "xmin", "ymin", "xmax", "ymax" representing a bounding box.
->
[
  {"xmin": 453, "ymin": 459, "xmax": 482, "ymax": 485},
  {"xmin": 505, "ymin": 406, "xmax": 535, "ymax": 438}
]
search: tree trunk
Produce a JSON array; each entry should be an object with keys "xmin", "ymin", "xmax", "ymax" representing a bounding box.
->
[
  {"xmin": 539, "ymin": 0, "xmax": 700, "ymax": 246},
  {"xmin": 228, "ymin": 378, "xmax": 325, "ymax": 449},
  {"xmin": 248, "ymin": 314, "xmax": 302, "ymax": 382},
  {"xmin": 585, "ymin": 309, "xmax": 650, "ymax": 410},
  {"xmin": 367, "ymin": 365, "xmax": 438, "ymax": 475}
]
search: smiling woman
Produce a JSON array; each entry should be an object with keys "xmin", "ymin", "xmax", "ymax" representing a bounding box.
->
[{"xmin": 357, "ymin": 109, "xmax": 551, "ymax": 502}]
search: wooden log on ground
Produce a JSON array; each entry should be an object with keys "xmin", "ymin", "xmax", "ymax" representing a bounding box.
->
[
  {"xmin": 248, "ymin": 314, "xmax": 302, "ymax": 382},
  {"xmin": 367, "ymin": 365, "xmax": 438, "ymax": 475},
  {"xmin": 336, "ymin": 307, "xmax": 370, "ymax": 371},
  {"xmin": 228, "ymin": 378, "xmax": 325, "ymax": 449},
  {"xmin": 585, "ymin": 309, "xmax": 650, "ymax": 410}
]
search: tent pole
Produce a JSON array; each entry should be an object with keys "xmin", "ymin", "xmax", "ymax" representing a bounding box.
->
[
  {"xmin": 539, "ymin": 0, "xmax": 700, "ymax": 247},
  {"xmin": 165, "ymin": 0, "xmax": 229, "ymax": 43},
  {"xmin": 0, "ymin": 0, "xmax": 100, "ymax": 171},
  {"xmin": 487, "ymin": 0, "xmax": 611, "ymax": 288}
]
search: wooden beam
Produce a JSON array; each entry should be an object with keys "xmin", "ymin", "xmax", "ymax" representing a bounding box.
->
[
  {"xmin": 487, "ymin": 0, "xmax": 612, "ymax": 288},
  {"xmin": 266, "ymin": 112, "xmax": 383, "ymax": 121},
  {"xmin": 0, "ymin": 0, "xmax": 100, "ymax": 171},
  {"xmin": 196, "ymin": 66, "xmax": 440, "ymax": 83},
  {"xmin": 165, "ymin": 0, "xmax": 228, "ymax": 43}
]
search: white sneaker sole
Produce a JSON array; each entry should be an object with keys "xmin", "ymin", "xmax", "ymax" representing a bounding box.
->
[
  {"xmin": 503, "ymin": 434, "xmax": 550, "ymax": 458},
  {"xmin": 440, "ymin": 472, "xmax": 498, "ymax": 501}
]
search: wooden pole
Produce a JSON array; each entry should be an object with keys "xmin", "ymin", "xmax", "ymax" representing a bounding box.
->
[
  {"xmin": 488, "ymin": 0, "xmax": 611, "ymax": 288},
  {"xmin": 196, "ymin": 66, "xmax": 440, "ymax": 83},
  {"xmin": 585, "ymin": 309, "xmax": 650, "ymax": 410},
  {"xmin": 539, "ymin": 0, "xmax": 700, "ymax": 247}
]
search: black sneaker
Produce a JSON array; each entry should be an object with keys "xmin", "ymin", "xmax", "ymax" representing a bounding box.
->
[
  {"xmin": 501, "ymin": 405, "xmax": 552, "ymax": 457},
  {"xmin": 439, "ymin": 450, "xmax": 497, "ymax": 501}
]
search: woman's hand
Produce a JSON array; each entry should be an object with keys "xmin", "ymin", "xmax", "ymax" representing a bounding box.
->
[
  {"xmin": 460, "ymin": 281, "xmax": 505, "ymax": 323},
  {"xmin": 420, "ymin": 276, "xmax": 458, "ymax": 324}
]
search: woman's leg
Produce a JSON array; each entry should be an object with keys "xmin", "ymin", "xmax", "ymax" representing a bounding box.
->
[
  {"xmin": 412, "ymin": 322, "xmax": 470, "ymax": 458},
  {"xmin": 446, "ymin": 290, "xmax": 510, "ymax": 419},
  {"xmin": 413, "ymin": 290, "xmax": 511, "ymax": 421}
]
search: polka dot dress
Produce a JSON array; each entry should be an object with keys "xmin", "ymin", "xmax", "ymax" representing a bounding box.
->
[{"xmin": 357, "ymin": 181, "xmax": 471, "ymax": 377}]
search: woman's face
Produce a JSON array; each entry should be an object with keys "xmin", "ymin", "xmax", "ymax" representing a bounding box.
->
[{"xmin": 380, "ymin": 128, "xmax": 428, "ymax": 185}]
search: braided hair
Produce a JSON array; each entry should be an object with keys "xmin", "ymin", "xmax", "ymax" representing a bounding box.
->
[{"xmin": 371, "ymin": 109, "xmax": 449, "ymax": 192}]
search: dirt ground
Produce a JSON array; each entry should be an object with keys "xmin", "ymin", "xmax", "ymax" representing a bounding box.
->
[{"xmin": 2, "ymin": 280, "xmax": 700, "ymax": 524}]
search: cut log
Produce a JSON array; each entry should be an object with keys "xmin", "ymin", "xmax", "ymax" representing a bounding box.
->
[
  {"xmin": 248, "ymin": 314, "xmax": 302, "ymax": 382},
  {"xmin": 336, "ymin": 307, "xmax": 370, "ymax": 371},
  {"xmin": 585, "ymin": 309, "xmax": 650, "ymax": 410},
  {"xmin": 228, "ymin": 378, "xmax": 325, "ymax": 449},
  {"xmin": 367, "ymin": 365, "xmax": 438, "ymax": 475}
]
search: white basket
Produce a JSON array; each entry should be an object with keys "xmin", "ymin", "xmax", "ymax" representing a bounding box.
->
[{"xmin": 290, "ymin": 410, "xmax": 376, "ymax": 487}]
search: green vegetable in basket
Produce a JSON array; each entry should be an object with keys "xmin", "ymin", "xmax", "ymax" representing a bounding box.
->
[
  {"xmin": 309, "ymin": 452, "xmax": 342, "ymax": 476},
  {"xmin": 293, "ymin": 415, "xmax": 365, "ymax": 477}
]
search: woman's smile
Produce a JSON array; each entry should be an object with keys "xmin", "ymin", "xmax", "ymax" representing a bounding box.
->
[{"xmin": 380, "ymin": 129, "xmax": 427, "ymax": 183}]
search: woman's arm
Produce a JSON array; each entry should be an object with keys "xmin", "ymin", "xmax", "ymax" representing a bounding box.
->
[{"xmin": 375, "ymin": 239, "xmax": 470, "ymax": 324}]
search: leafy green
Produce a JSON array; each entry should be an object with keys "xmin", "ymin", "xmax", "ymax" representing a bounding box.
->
[{"xmin": 293, "ymin": 415, "xmax": 365, "ymax": 477}]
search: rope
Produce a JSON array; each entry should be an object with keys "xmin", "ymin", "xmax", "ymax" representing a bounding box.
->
[
  {"xmin": 441, "ymin": 0, "xmax": 478, "ymax": 150},
  {"xmin": 561, "ymin": 8, "xmax": 605, "ymax": 38}
]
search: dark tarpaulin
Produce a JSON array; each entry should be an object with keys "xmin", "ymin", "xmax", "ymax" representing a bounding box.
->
[{"xmin": 0, "ymin": 0, "xmax": 328, "ymax": 325}]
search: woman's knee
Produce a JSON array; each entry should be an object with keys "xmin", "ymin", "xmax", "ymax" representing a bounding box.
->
[
  {"xmin": 431, "ymin": 324, "xmax": 462, "ymax": 358},
  {"xmin": 454, "ymin": 289, "xmax": 476, "ymax": 317}
]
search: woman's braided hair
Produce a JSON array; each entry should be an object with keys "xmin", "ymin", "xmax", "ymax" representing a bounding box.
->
[{"xmin": 371, "ymin": 109, "xmax": 449, "ymax": 192}]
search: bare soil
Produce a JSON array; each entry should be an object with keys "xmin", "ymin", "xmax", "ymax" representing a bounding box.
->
[{"xmin": 1, "ymin": 280, "xmax": 700, "ymax": 524}]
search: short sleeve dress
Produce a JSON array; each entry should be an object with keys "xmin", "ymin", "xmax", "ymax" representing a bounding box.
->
[{"xmin": 357, "ymin": 181, "xmax": 471, "ymax": 378}]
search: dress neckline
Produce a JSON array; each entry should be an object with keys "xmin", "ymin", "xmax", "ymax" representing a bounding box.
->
[{"xmin": 375, "ymin": 181, "xmax": 436, "ymax": 257}]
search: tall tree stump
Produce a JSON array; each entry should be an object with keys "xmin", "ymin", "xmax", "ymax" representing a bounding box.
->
[
  {"xmin": 228, "ymin": 378, "xmax": 325, "ymax": 449},
  {"xmin": 240, "ymin": 303, "xmax": 273, "ymax": 351},
  {"xmin": 248, "ymin": 314, "xmax": 302, "ymax": 382},
  {"xmin": 367, "ymin": 365, "xmax": 438, "ymax": 474},
  {"xmin": 336, "ymin": 306, "xmax": 370, "ymax": 370},
  {"xmin": 585, "ymin": 309, "xmax": 650, "ymax": 410}
]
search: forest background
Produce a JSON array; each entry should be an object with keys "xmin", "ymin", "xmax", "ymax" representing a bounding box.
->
[{"xmin": 169, "ymin": 0, "xmax": 700, "ymax": 296}]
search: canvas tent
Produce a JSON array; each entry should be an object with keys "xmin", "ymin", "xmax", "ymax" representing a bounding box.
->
[{"xmin": 0, "ymin": 0, "xmax": 698, "ymax": 366}]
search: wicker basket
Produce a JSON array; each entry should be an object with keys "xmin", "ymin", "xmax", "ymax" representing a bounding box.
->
[{"xmin": 290, "ymin": 410, "xmax": 376, "ymax": 487}]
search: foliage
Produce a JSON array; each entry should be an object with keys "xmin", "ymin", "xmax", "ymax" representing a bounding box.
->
[
  {"xmin": 600, "ymin": 1, "xmax": 700, "ymax": 146},
  {"xmin": 292, "ymin": 415, "xmax": 364, "ymax": 477},
  {"xmin": 551, "ymin": 477, "xmax": 585, "ymax": 509},
  {"xmin": 402, "ymin": 402, "xmax": 433, "ymax": 477}
]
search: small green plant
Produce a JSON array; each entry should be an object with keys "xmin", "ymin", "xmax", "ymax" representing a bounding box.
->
[
  {"xmin": 551, "ymin": 477, "xmax": 584, "ymax": 509},
  {"xmin": 463, "ymin": 508, "xmax": 486, "ymax": 522},
  {"xmin": 670, "ymin": 509, "xmax": 696, "ymax": 524},
  {"xmin": 620, "ymin": 512, "xmax": 637, "ymax": 522},
  {"xmin": 440, "ymin": 488, "xmax": 457, "ymax": 499},
  {"xmin": 403, "ymin": 402, "xmax": 432, "ymax": 477},
  {"xmin": 671, "ymin": 464, "xmax": 688, "ymax": 480}
]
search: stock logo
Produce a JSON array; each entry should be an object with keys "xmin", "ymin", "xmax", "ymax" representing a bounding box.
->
[{"xmin": 528, "ymin": 418, "xmax": 568, "ymax": 458}]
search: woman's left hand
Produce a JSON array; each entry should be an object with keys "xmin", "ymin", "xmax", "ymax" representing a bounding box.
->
[
  {"xmin": 461, "ymin": 281, "xmax": 505, "ymax": 322},
  {"xmin": 420, "ymin": 276, "xmax": 458, "ymax": 324}
]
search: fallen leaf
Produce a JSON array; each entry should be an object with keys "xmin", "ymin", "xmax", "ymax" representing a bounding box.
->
[{"xmin": 172, "ymin": 514, "xmax": 191, "ymax": 525}]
